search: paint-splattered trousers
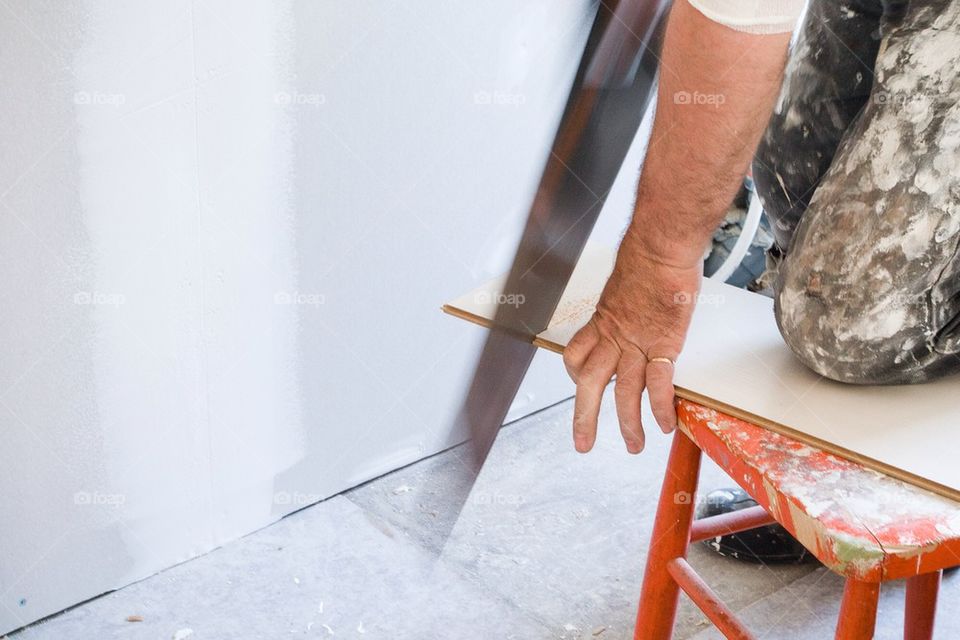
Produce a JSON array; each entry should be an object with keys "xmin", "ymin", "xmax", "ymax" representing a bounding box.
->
[{"xmin": 752, "ymin": 0, "xmax": 960, "ymax": 384}]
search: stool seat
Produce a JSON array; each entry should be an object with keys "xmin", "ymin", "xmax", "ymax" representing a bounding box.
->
[{"xmin": 677, "ymin": 399, "xmax": 960, "ymax": 582}]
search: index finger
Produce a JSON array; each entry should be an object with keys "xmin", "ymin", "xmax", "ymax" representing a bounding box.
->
[{"xmin": 572, "ymin": 340, "xmax": 619, "ymax": 453}]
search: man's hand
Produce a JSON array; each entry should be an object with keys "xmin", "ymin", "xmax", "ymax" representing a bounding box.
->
[
  {"xmin": 563, "ymin": 231, "xmax": 701, "ymax": 453},
  {"xmin": 560, "ymin": 0, "xmax": 792, "ymax": 454}
]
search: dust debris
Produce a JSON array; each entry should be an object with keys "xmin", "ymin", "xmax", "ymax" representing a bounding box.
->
[
  {"xmin": 126, "ymin": 615, "xmax": 144, "ymax": 622},
  {"xmin": 293, "ymin": 577, "xmax": 301, "ymax": 585},
  {"xmin": 592, "ymin": 626, "xmax": 607, "ymax": 636},
  {"xmin": 357, "ymin": 621, "xmax": 367, "ymax": 633},
  {"xmin": 172, "ymin": 630, "xmax": 194, "ymax": 640},
  {"xmin": 321, "ymin": 623, "xmax": 335, "ymax": 635},
  {"xmin": 392, "ymin": 484, "xmax": 413, "ymax": 495}
]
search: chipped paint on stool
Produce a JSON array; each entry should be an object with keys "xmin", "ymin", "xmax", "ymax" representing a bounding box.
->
[{"xmin": 677, "ymin": 399, "xmax": 960, "ymax": 581}]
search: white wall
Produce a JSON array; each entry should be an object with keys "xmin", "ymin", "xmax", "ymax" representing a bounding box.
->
[{"xmin": 0, "ymin": 1, "xmax": 652, "ymax": 632}]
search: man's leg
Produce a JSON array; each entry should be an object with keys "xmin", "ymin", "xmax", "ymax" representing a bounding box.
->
[{"xmin": 775, "ymin": 1, "xmax": 960, "ymax": 384}]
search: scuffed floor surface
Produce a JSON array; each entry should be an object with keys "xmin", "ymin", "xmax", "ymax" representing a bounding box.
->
[{"xmin": 9, "ymin": 391, "xmax": 960, "ymax": 639}]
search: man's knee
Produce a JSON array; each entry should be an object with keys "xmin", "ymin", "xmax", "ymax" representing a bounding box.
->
[{"xmin": 773, "ymin": 262, "xmax": 931, "ymax": 385}]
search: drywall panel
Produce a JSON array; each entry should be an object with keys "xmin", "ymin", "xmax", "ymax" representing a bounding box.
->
[
  {"xmin": 0, "ymin": 1, "xmax": 657, "ymax": 633},
  {"xmin": 445, "ymin": 245, "xmax": 960, "ymax": 501}
]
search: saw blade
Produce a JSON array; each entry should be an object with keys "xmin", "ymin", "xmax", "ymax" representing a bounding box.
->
[{"xmin": 444, "ymin": 0, "xmax": 672, "ymax": 537}]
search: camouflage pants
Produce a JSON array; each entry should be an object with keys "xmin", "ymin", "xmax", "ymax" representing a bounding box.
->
[{"xmin": 753, "ymin": 0, "xmax": 960, "ymax": 384}]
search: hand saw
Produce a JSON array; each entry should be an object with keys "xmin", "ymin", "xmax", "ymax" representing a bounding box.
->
[{"xmin": 445, "ymin": 0, "xmax": 673, "ymax": 524}]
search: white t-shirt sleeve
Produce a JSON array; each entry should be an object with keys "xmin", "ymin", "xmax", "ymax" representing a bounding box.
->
[{"xmin": 687, "ymin": 0, "xmax": 806, "ymax": 34}]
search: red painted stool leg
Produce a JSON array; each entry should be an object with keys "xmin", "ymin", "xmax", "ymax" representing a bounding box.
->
[
  {"xmin": 835, "ymin": 579, "xmax": 880, "ymax": 640},
  {"xmin": 634, "ymin": 431, "xmax": 703, "ymax": 640},
  {"xmin": 904, "ymin": 570, "xmax": 941, "ymax": 640}
]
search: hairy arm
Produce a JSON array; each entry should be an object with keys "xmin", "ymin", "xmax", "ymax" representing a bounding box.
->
[
  {"xmin": 563, "ymin": 0, "xmax": 792, "ymax": 453},
  {"xmin": 634, "ymin": 0, "xmax": 792, "ymax": 265}
]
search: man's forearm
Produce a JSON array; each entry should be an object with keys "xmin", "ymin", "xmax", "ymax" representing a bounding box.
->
[
  {"xmin": 564, "ymin": 1, "xmax": 798, "ymax": 447},
  {"xmin": 628, "ymin": 0, "xmax": 793, "ymax": 267}
]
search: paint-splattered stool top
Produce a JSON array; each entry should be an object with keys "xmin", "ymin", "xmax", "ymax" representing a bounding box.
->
[{"xmin": 677, "ymin": 399, "xmax": 960, "ymax": 582}]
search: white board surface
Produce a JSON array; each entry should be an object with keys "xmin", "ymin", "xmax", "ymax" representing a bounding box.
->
[{"xmin": 444, "ymin": 245, "xmax": 960, "ymax": 500}]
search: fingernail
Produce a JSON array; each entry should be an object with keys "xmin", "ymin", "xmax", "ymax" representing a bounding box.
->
[
  {"xmin": 574, "ymin": 435, "xmax": 589, "ymax": 452},
  {"xmin": 626, "ymin": 441, "xmax": 642, "ymax": 454}
]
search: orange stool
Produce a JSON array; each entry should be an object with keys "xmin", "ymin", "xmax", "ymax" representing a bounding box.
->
[{"xmin": 634, "ymin": 399, "xmax": 960, "ymax": 639}]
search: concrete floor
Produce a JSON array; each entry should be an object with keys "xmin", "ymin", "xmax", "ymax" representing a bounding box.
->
[{"xmin": 9, "ymin": 390, "xmax": 959, "ymax": 639}]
